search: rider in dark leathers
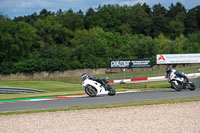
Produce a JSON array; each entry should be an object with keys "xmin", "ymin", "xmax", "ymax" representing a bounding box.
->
[{"xmin": 166, "ymin": 67, "xmax": 189, "ymax": 84}]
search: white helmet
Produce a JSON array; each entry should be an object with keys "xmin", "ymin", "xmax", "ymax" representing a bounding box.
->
[{"xmin": 81, "ymin": 73, "xmax": 88, "ymax": 81}]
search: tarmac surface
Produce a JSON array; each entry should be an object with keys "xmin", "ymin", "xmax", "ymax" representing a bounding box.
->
[{"xmin": 0, "ymin": 88, "xmax": 200, "ymax": 112}]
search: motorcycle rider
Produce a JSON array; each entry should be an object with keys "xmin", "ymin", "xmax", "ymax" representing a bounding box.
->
[
  {"xmin": 166, "ymin": 67, "xmax": 189, "ymax": 84},
  {"xmin": 81, "ymin": 73, "xmax": 107, "ymax": 87}
]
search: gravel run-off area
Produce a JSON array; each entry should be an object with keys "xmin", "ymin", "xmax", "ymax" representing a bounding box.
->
[{"xmin": 0, "ymin": 101, "xmax": 200, "ymax": 133}]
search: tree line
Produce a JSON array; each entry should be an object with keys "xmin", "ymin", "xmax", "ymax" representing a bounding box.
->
[{"xmin": 0, "ymin": 2, "xmax": 200, "ymax": 74}]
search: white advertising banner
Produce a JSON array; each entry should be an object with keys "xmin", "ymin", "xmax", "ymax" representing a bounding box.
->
[{"xmin": 157, "ymin": 54, "xmax": 200, "ymax": 64}]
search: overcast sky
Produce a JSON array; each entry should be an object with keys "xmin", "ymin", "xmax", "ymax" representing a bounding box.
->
[{"xmin": 0, "ymin": 0, "xmax": 199, "ymax": 19}]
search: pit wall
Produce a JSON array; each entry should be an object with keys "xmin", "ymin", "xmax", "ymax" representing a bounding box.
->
[{"xmin": 0, "ymin": 64, "xmax": 199, "ymax": 81}]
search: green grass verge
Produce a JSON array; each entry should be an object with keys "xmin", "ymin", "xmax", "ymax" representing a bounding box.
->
[
  {"xmin": 0, "ymin": 81, "xmax": 84, "ymax": 100},
  {"xmin": 112, "ymin": 81, "xmax": 170, "ymax": 92},
  {"xmin": 1, "ymin": 97, "xmax": 200, "ymax": 116},
  {"xmin": 0, "ymin": 80, "xmax": 82, "ymax": 92},
  {"xmin": 0, "ymin": 80, "xmax": 170, "ymax": 100}
]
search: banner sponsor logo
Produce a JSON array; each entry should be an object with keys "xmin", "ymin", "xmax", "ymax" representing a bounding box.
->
[
  {"xmin": 157, "ymin": 54, "xmax": 200, "ymax": 64},
  {"xmin": 111, "ymin": 59, "xmax": 153, "ymax": 68},
  {"xmin": 158, "ymin": 54, "xmax": 165, "ymax": 61}
]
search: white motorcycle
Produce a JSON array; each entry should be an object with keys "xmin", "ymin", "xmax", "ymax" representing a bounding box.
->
[
  {"xmin": 167, "ymin": 72, "xmax": 195, "ymax": 91},
  {"xmin": 81, "ymin": 74, "xmax": 116, "ymax": 97}
]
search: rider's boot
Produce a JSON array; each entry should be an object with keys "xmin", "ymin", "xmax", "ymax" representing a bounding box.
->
[
  {"xmin": 183, "ymin": 77, "xmax": 189, "ymax": 89},
  {"xmin": 185, "ymin": 77, "xmax": 189, "ymax": 84}
]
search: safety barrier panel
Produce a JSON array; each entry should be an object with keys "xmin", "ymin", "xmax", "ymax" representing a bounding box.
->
[{"xmin": 109, "ymin": 73, "xmax": 200, "ymax": 84}]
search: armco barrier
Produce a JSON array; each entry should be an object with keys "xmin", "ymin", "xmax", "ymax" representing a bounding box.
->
[
  {"xmin": 109, "ymin": 73, "xmax": 200, "ymax": 84},
  {"xmin": 0, "ymin": 87, "xmax": 47, "ymax": 94}
]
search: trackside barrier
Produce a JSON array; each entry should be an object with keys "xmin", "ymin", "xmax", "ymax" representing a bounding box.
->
[
  {"xmin": 108, "ymin": 73, "xmax": 200, "ymax": 84},
  {"xmin": 0, "ymin": 87, "xmax": 47, "ymax": 94}
]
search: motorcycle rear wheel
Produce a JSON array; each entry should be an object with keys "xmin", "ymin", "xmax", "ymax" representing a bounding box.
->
[
  {"xmin": 85, "ymin": 85, "xmax": 97, "ymax": 97},
  {"xmin": 171, "ymin": 81, "xmax": 183, "ymax": 91}
]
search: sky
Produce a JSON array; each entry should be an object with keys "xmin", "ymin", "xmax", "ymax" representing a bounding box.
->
[{"xmin": 0, "ymin": 0, "xmax": 199, "ymax": 19}]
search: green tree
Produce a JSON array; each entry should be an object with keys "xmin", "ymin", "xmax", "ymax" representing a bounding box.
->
[
  {"xmin": 150, "ymin": 3, "xmax": 168, "ymax": 37},
  {"xmin": 154, "ymin": 34, "xmax": 172, "ymax": 54},
  {"xmin": 184, "ymin": 31, "xmax": 200, "ymax": 53},
  {"xmin": 84, "ymin": 8, "xmax": 96, "ymax": 29},
  {"xmin": 57, "ymin": 9, "xmax": 84, "ymax": 31},
  {"xmin": 124, "ymin": 34, "xmax": 155, "ymax": 59},
  {"xmin": 14, "ymin": 22, "xmax": 41, "ymax": 59},
  {"xmin": 14, "ymin": 12, "xmax": 39, "ymax": 26},
  {"xmin": 0, "ymin": 16, "xmax": 16, "ymax": 68},
  {"xmin": 34, "ymin": 15, "xmax": 72, "ymax": 47},
  {"xmin": 0, "ymin": 16, "xmax": 41, "ymax": 73},
  {"xmin": 39, "ymin": 9, "xmax": 54, "ymax": 19},
  {"xmin": 14, "ymin": 45, "xmax": 71, "ymax": 73},
  {"xmin": 142, "ymin": 3, "xmax": 152, "ymax": 15},
  {"xmin": 118, "ymin": 23, "xmax": 131, "ymax": 35},
  {"xmin": 134, "ymin": 35, "xmax": 155, "ymax": 58},
  {"xmin": 123, "ymin": 4, "xmax": 152, "ymax": 35},
  {"xmin": 171, "ymin": 34, "xmax": 186, "ymax": 54},
  {"xmin": 85, "ymin": 5, "xmax": 122, "ymax": 32},
  {"xmin": 0, "ymin": 17, "xmax": 15, "ymax": 62},
  {"xmin": 184, "ymin": 6, "xmax": 200, "ymax": 35},
  {"xmin": 105, "ymin": 32, "xmax": 130, "ymax": 59},
  {"xmin": 71, "ymin": 27, "xmax": 109, "ymax": 68},
  {"xmin": 167, "ymin": 2, "xmax": 186, "ymax": 22},
  {"xmin": 168, "ymin": 20, "xmax": 184, "ymax": 39}
]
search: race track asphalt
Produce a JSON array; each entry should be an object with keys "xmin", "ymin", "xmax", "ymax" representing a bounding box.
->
[{"xmin": 0, "ymin": 88, "xmax": 200, "ymax": 112}]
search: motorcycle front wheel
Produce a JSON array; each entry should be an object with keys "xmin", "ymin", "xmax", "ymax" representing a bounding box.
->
[
  {"xmin": 171, "ymin": 81, "xmax": 183, "ymax": 91},
  {"xmin": 188, "ymin": 80, "xmax": 196, "ymax": 91},
  {"xmin": 107, "ymin": 84, "xmax": 116, "ymax": 96},
  {"xmin": 85, "ymin": 85, "xmax": 97, "ymax": 97}
]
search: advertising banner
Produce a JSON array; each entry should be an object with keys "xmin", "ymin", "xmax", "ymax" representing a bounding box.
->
[
  {"xmin": 110, "ymin": 59, "xmax": 153, "ymax": 68},
  {"xmin": 157, "ymin": 54, "xmax": 200, "ymax": 64}
]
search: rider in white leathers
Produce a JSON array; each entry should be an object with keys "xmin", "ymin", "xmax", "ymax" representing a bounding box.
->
[{"xmin": 81, "ymin": 73, "xmax": 106, "ymax": 86}]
